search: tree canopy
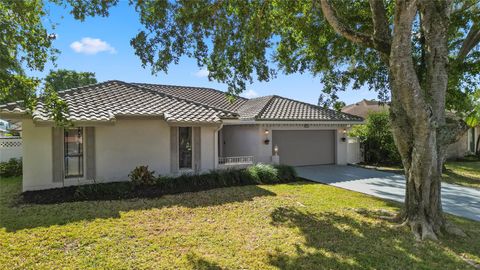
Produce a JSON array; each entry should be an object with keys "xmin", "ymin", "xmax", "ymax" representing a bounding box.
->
[
  {"xmin": 1, "ymin": 0, "xmax": 479, "ymax": 121},
  {"xmin": 65, "ymin": 0, "xmax": 480, "ymax": 122},
  {"xmin": 0, "ymin": 0, "xmax": 57, "ymax": 105},
  {"xmin": 44, "ymin": 69, "xmax": 97, "ymax": 92}
]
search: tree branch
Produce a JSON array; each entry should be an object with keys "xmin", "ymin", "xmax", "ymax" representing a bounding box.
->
[
  {"xmin": 452, "ymin": 1, "xmax": 477, "ymax": 15},
  {"xmin": 369, "ymin": 0, "xmax": 391, "ymax": 54},
  {"xmin": 318, "ymin": 0, "xmax": 391, "ymax": 54},
  {"xmin": 437, "ymin": 117, "xmax": 469, "ymax": 147},
  {"xmin": 458, "ymin": 23, "xmax": 480, "ymax": 61}
]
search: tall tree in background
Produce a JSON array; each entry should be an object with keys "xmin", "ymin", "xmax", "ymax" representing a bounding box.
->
[
  {"xmin": 41, "ymin": 69, "xmax": 96, "ymax": 126},
  {"xmin": 45, "ymin": 69, "xmax": 97, "ymax": 92}
]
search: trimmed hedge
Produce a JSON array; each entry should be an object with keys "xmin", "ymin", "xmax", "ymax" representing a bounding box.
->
[{"xmin": 22, "ymin": 164, "xmax": 297, "ymax": 204}]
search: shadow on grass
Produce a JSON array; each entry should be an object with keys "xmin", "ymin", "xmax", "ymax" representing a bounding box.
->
[
  {"xmin": 187, "ymin": 253, "xmax": 223, "ymax": 270},
  {"xmin": 0, "ymin": 177, "xmax": 276, "ymax": 232},
  {"xmin": 268, "ymin": 206, "xmax": 480, "ymax": 269},
  {"xmin": 443, "ymin": 169, "xmax": 480, "ymax": 188}
]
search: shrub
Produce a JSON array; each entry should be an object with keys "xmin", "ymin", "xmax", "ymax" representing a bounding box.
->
[
  {"xmin": 0, "ymin": 158, "xmax": 22, "ymax": 177},
  {"xmin": 349, "ymin": 111, "xmax": 401, "ymax": 164},
  {"xmin": 22, "ymin": 164, "xmax": 298, "ymax": 204},
  {"xmin": 275, "ymin": 164, "xmax": 297, "ymax": 181},
  {"xmin": 128, "ymin": 166, "xmax": 156, "ymax": 186},
  {"xmin": 74, "ymin": 181, "xmax": 132, "ymax": 200},
  {"xmin": 247, "ymin": 163, "xmax": 279, "ymax": 183}
]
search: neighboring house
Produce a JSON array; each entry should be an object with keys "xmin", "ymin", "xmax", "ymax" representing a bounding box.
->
[
  {"xmin": 0, "ymin": 119, "xmax": 9, "ymax": 137},
  {"xmin": 0, "ymin": 81, "xmax": 362, "ymax": 191},
  {"xmin": 341, "ymin": 99, "xmax": 389, "ymax": 118},
  {"xmin": 7, "ymin": 121, "xmax": 22, "ymax": 137},
  {"xmin": 0, "ymin": 120, "xmax": 22, "ymax": 162},
  {"xmin": 447, "ymin": 126, "xmax": 479, "ymax": 159}
]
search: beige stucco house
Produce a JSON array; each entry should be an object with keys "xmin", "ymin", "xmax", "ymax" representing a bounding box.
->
[
  {"xmin": 447, "ymin": 126, "xmax": 479, "ymax": 159},
  {"xmin": 341, "ymin": 99, "xmax": 389, "ymax": 118},
  {"xmin": 0, "ymin": 81, "xmax": 362, "ymax": 191}
]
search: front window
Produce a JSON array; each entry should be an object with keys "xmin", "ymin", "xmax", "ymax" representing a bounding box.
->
[
  {"xmin": 64, "ymin": 128, "xmax": 84, "ymax": 178},
  {"xmin": 178, "ymin": 127, "xmax": 192, "ymax": 169}
]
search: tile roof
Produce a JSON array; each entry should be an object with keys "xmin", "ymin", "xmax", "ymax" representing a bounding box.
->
[
  {"xmin": 253, "ymin": 96, "xmax": 363, "ymax": 121},
  {"xmin": 134, "ymin": 83, "xmax": 248, "ymax": 113},
  {"xmin": 236, "ymin": 96, "xmax": 275, "ymax": 120},
  {"xmin": 134, "ymin": 84, "xmax": 362, "ymax": 121},
  {"xmin": 0, "ymin": 80, "xmax": 362, "ymax": 123},
  {"xmin": 0, "ymin": 81, "xmax": 237, "ymax": 124}
]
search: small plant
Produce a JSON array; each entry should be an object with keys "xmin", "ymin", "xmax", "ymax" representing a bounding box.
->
[
  {"xmin": 0, "ymin": 158, "xmax": 22, "ymax": 177},
  {"xmin": 128, "ymin": 165, "xmax": 156, "ymax": 186}
]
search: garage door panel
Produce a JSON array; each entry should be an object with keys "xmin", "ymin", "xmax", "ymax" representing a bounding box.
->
[{"xmin": 272, "ymin": 130, "xmax": 335, "ymax": 166}]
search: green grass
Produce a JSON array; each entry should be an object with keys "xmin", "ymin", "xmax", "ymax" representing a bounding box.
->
[
  {"xmin": 444, "ymin": 161, "xmax": 480, "ymax": 189},
  {"xmin": 359, "ymin": 160, "xmax": 480, "ymax": 189},
  {"xmin": 1, "ymin": 177, "xmax": 479, "ymax": 269}
]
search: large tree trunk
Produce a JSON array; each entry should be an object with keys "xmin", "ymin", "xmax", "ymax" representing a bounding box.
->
[
  {"xmin": 320, "ymin": 0, "xmax": 470, "ymax": 240},
  {"xmin": 389, "ymin": 0, "xmax": 456, "ymax": 240}
]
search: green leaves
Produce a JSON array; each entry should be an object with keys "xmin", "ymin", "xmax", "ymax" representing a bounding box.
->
[
  {"xmin": 0, "ymin": 0, "xmax": 55, "ymax": 105},
  {"xmin": 465, "ymin": 89, "xmax": 480, "ymax": 127},
  {"xmin": 42, "ymin": 85, "xmax": 71, "ymax": 127},
  {"xmin": 1, "ymin": 0, "xmax": 479, "ymax": 128},
  {"xmin": 466, "ymin": 114, "xmax": 479, "ymax": 127},
  {"xmin": 349, "ymin": 111, "xmax": 400, "ymax": 164},
  {"xmin": 44, "ymin": 69, "xmax": 97, "ymax": 92}
]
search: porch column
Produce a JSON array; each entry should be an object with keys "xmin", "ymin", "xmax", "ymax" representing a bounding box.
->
[{"xmin": 214, "ymin": 126, "xmax": 223, "ymax": 169}]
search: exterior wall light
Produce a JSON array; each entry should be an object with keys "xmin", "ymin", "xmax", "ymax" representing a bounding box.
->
[
  {"xmin": 341, "ymin": 128, "xmax": 347, "ymax": 142},
  {"xmin": 264, "ymin": 129, "xmax": 270, "ymax": 144},
  {"xmin": 274, "ymin": 145, "xmax": 279, "ymax": 155}
]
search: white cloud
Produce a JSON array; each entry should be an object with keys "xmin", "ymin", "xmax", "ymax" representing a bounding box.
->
[
  {"xmin": 70, "ymin": 37, "xmax": 116, "ymax": 55},
  {"xmin": 242, "ymin": 89, "xmax": 259, "ymax": 99},
  {"xmin": 193, "ymin": 68, "xmax": 210, "ymax": 78}
]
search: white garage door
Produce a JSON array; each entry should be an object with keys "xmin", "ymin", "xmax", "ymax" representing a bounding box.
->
[{"xmin": 272, "ymin": 130, "xmax": 336, "ymax": 166}]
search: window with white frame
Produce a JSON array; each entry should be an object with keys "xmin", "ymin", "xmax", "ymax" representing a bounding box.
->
[
  {"xmin": 178, "ymin": 127, "xmax": 193, "ymax": 169},
  {"xmin": 64, "ymin": 128, "xmax": 84, "ymax": 178}
]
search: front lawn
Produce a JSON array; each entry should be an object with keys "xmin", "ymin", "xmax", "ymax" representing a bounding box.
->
[
  {"xmin": 1, "ymin": 177, "xmax": 479, "ymax": 269},
  {"xmin": 444, "ymin": 161, "xmax": 480, "ymax": 189},
  {"xmin": 359, "ymin": 160, "xmax": 480, "ymax": 189}
]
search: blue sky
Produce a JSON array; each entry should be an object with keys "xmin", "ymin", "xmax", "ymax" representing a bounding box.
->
[{"xmin": 29, "ymin": 1, "xmax": 378, "ymax": 105}]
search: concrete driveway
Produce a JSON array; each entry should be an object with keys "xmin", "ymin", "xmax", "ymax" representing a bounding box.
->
[{"xmin": 296, "ymin": 165, "xmax": 480, "ymax": 222}]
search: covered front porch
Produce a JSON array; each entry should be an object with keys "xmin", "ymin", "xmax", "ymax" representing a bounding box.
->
[
  {"xmin": 214, "ymin": 122, "xmax": 357, "ymax": 169},
  {"xmin": 216, "ymin": 124, "xmax": 269, "ymax": 169}
]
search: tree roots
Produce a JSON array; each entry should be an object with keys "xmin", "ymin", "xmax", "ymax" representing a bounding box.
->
[
  {"xmin": 354, "ymin": 208, "xmax": 467, "ymax": 240},
  {"xmin": 401, "ymin": 217, "xmax": 467, "ymax": 241}
]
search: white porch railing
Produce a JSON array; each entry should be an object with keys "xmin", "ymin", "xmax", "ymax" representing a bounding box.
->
[{"xmin": 218, "ymin": 156, "xmax": 254, "ymax": 166}]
